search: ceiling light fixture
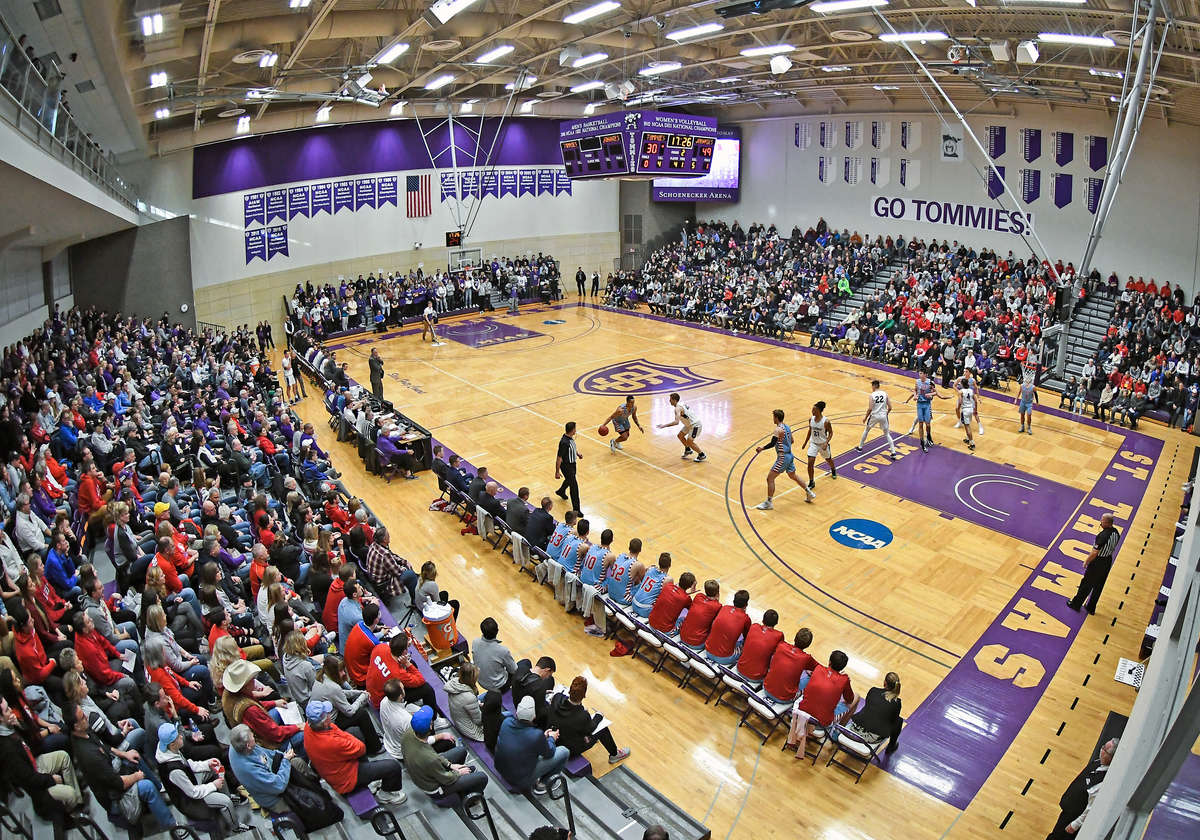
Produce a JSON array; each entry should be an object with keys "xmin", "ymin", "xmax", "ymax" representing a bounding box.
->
[
  {"xmin": 429, "ymin": 0, "xmax": 480, "ymax": 25},
  {"xmin": 873, "ymin": 84, "xmax": 900, "ymax": 90},
  {"xmin": 289, "ymin": 0, "xmax": 312, "ymax": 8},
  {"xmin": 1089, "ymin": 67, "xmax": 1124, "ymax": 79},
  {"xmin": 570, "ymin": 80, "xmax": 606, "ymax": 93},
  {"xmin": 236, "ymin": 115, "xmax": 251, "ymax": 134},
  {"xmin": 563, "ymin": 1, "xmax": 621, "ymax": 25},
  {"xmin": 154, "ymin": 107, "xmax": 170, "ymax": 119},
  {"xmin": 140, "ymin": 13, "xmax": 163, "ymax": 37},
  {"xmin": 1037, "ymin": 32, "xmax": 1116, "ymax": 47},
  {"xmin": 520, "ymin": 100, "xmax": 535, "ymax": 113},
  {"xmin": 716, "ymin": 76, "xmax": 741, "ymax": 83},
  {"xmin": 666, "ymin": 22, "xmax": 724, "ymax": 41},
  {"xmin": 374, "ymin": 40, "xmax": 410, "ymax": 65},
  {"xmin": 639, "ymin": 61, "xmax": 682, "ymax": 75},
  {"xmin": 1006, "ymin": 0, "xmax": 1086, "ymax": 4},
  {"xmin": 389, "ymin": 101, "xmax": 407, "ymax": 116},
  {"xmin": 476, "ymin": 44, "xmax": 515, "ymax": 63},
  {"xmin": 573, "ymin": 52, "xmax": 608, "ymax": 68},
  {"xmin": 739, "ymin": 44, "xmax": 794, "ymax": 57},
  {"xmin": 809, "ymin": 0, "xmax": 887, "ymax": 12},
  {"xmin": 585, "ymin": 103, "xmax": 598, "ymax": 114},
  {"xmin": 460, "ymin": 101, "xmax": 474, "ymax": 113},
  {"xmin": 258, "ymin": 52, "xmax": 278, "ymax": 68},
  {"xmin": 821, "ymin": 65, "xmax": 852, "ymax": 72},
  {"xmin": 149, "ymin": 71, "xmax": 168, "ymax": 88},
  {"xmin": 424, "ymin": 73, "xmax": 456, "ymax": 90},
  {"xmin": 315, "ymin": 105, "xmax": 331, "ymax": 122},
  {"xmin": 879, "ymin": 31, "xmax": 948, "ymax": 43},
  {"xmin": 505, "ymin": 74, "xmax": 537, "ymax": 90}
]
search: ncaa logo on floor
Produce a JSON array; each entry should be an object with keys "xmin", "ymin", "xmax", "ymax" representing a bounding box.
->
[{"xmin": 829, "ymin": 518, "xmax": 893, "ymax": 550}]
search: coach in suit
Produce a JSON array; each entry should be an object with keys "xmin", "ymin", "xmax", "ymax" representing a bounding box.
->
[
  {"xmin": 369, "ymin": 349, "xmax": 385, "ymax": 400},
  {"xmin": 505, "ymin": 487, "xmax": 530, "ymax": 534},
  {"xmin": 478, "ymin": 482, "xmax": 507, "ymax": 521},
  {"xmin": 1046, "ymin": 738, "xmax": 1118, "ymax": 838},
  {"xmin": 467, "ymin": 467, "xmax": 489, "ymax": 506},
  {"xmin": 525, "ymin": 497, "xmax": 555, "ymax": 550}
]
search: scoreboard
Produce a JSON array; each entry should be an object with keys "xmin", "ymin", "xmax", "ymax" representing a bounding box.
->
[{"xmin": 559, "ymin": 110, "xmax": 718, "ymax": 179}]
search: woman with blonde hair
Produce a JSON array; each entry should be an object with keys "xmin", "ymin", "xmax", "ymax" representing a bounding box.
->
[
  {"xmin": 847, "ymin": 671, "xmax": 903, "ymax": 753},
  {"xmin": 267, "ymin": 583, "xmax": 324, "ymax": 651},
  {"xmin": 63, "ymin": 669, "xmax": 146, "ymax": 754},
  {"xmin": 280, "ymin": 630, "xmax": 319, "ymax": 709},
  {"xmin": 210, "ymin": 633, "xmax": 276, "ymax": 699},
  {"xmin": 144, "ymin": 604, "xmax": 214, "ymax": 707},
  {"xmin": 145, "ymin": 565, "xmax": 205, "ymax": 643}
]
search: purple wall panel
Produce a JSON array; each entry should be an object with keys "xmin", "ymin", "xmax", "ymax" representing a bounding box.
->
[{"xmin": 192, "ymin": 117, "xmax": 565, "ymax": 198}]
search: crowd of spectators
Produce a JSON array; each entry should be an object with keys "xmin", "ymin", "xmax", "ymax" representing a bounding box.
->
[
  {"xmin": 287, "ymin": 253, "xmax": 562, "ymax": 340},
  {"xmin": 1067, "ymin": 277, "xmax": 1200, "ymax": 430},
  {"xmin": 607, "ymin": 219, "xmax": 1100, "ymax": 389}
]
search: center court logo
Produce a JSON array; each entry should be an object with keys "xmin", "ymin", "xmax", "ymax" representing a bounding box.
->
[
  {"xmin": 828, "ymin": 518, "xmax": 893, "ymax": 550},
  {"xmin": 573, "ymin": 358, "xmax": 721, "ymax": 395}
]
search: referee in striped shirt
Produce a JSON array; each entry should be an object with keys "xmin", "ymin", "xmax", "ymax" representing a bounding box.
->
[
  {"xmin": 554, "ymin": 421, "xmax": 583, "ymax": 515},
  {"xmin": 1068, "ymin": 513, "xmax": 1120, "ymax": 615}
]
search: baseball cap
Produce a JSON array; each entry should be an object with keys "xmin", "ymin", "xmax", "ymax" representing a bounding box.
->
[
  {"xmin": 153, "ymin": 501, "xmax": 170, "ymax": 516},
  {"xmin": 157, "ymin": 722, "xmax": 180, "ymax": 752},
  {"xmin": 305, "ymin": 699, "xmax": 333, "ymax": 724},
  {"xmin": 411, "ymin": 706, "xmax": 435, "ymax": 736}
]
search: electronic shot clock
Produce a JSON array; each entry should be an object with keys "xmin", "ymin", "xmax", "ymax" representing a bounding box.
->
[{"xmin": 559, "ymin": 110, "xmax": 718, "ymax": 179}]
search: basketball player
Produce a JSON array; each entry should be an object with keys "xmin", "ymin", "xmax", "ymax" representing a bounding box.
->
[
  {"xmin": 957, "ymin": 378, "xmax": 978, "ymax": 451},
  {"xmin": 603, "ymin": 395, "xmax": 644, "ymax": 453},
  {"xmin": 1018, "ymin": 375, "xmax": 1039, "ymax": 435},
  {"xmin": 857, "ymin": 380, "xmax": 898, "ymax": 459},
  {"xmin": 631, "ymin": 552, "xmax": 672, "ymax": 618},
  {"xmin": 576, "ymin": 529, "xmax": 613, "ymax": 636},
  {"xmin": 420, "ymin": 299, "xmax": 438, "ymax": 342},
  {"xmin": 657, "ymin": 393, "xmax": 706, "ymax": 462},
  {"xmin": 280, "ymin": 349, "xmax": 300, "ymax": 404},
  {"xmin": 603, "ymin": 538, "xmax": 640, "ymax": 605},
  {"xmin": 952, "ymin": 371, "xmax": 986, "ymax": 436},
  {"xmin": 905, "ymin": 369, "xmax": 951, "ymax": 452},
  {"xmin": 754, "ymin": 409, "xmax": 814, "ymax": 510},
  {"xmin": 802, "ymin": 401, "xmax": 837, "ymax": 489}
]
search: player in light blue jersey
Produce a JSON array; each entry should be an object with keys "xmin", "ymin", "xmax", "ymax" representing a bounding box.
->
[
  {"xmin": 578, "ymin": 529, "xmax": 613, "ymax": 586},
  {"xmin": 904, "ymin": 369, "xmax": 950, "ymax": 452},
  {"xmin": 631, "ymin": 552, "xmax": 672, "ymax": 618},
  {"xmin": 603, "ymin": 539, "xmax": 641, "ymax": 606},
  {"xmin": 754, "ymin": 408, "xmax": 812, "ymax": 510},
  {"xmin": 544, "ymin": 511, "xmax": 577, "ymax": 564},
  {"xmin": 1018, "ymin": 375, "xmax": 1039, "ymax": 435},
  {"xmin": 602, "ymin": 396, "xmax": 644, "ymax": 453},
  {"xmin": 557, "ymin": 519, "xmax": 591, "ymax": 570}
]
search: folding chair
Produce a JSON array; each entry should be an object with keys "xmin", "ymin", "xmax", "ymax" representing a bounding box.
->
[
  {"xmin": 679, "ymin": 649, "xmax": 722, "ymax": 702},
  {"xmin": 476, "ymin": 510, "xmax": 497, "ymax": 547},
  {"xmin": 791, "ymin": 713, "xmax": 831, "ymax": 765},
  {"xmin": 634, "ymin": 626, "xmax": 668, "ymax": 670},
  {"xmin": 659, "ymin": 638, "xmax": 697, "ymax": 687},
  {"xmin": 738, "ymin": 692, "xmax": 792, "ymax": 745},
  {"xmin": 825, "ymin": 724, "xmax": 887, "ymax": 783},
  {"xmin": 712, "ymin": 665, "xmax": 759, "ymax": 717},
  {"xmin": 511, "ymin": 532, "xmax": 534, "ymax": 574}
]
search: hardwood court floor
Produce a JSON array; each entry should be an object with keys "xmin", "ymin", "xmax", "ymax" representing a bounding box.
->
[{"xmin": 297, "ymin": 301, "xmax": 1187, "ymax": 840}]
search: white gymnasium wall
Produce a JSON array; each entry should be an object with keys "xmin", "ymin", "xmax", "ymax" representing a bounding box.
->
[
  {"xmin": 127, "ymin": 151, "xmax": 620, "ymax": 329},
  {"xmin": 704, "ymin": 109, "xmax": 1200, "ymax": 294}
]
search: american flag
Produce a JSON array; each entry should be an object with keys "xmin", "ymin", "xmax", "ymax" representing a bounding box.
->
[{"xmin": 406, "ymin": 174, "xmax": 431, "ymax": 217}]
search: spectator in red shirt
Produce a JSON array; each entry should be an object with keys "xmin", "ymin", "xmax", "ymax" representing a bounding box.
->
[
  {"xmin": 786, "ymin": 650, "xmax": 856, "ymax": 758},
  {"xmin": 678, "ymin": 580, "xmax": 722, "ymax": 651},
  {"xmin": 344, "ymin": 602, "xmax": 382, "ymax": 687},
  {"xmin": 302, "ymin": 700, "xmax": 405, "ymax": 803},
  {"xmin": 705, "ymin": 589, "xmax": 752, "ymax": 665},
  {"xmin": 762, "ymin": 628, "xmax": 818, "ymax": 704},
  {"xmin": 647, "ymin": 572, "xmax": 697, "ymax": 635},
  {"xmin": 365, "ymin": 634, "xmax": 444, "ymax": 721},
  {"xmin": 322, "ymin": 564, "xmax": 354, "ymax": 630},
  {"xmin": 734, "ymin": 610, "xmax": 784, "ymax": 682}
]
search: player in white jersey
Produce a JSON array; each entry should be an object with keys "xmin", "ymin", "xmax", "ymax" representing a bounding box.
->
[
  {"xmin": 952, "ymin": 371, "xmax": 986, "ymax": 436},
  {"xmin": 957, "ymin": 377, "xmax": 978, "ymax": 451},
  {"xmin": 857, "ymin": 379, "xmax": 898, "ymax": 459},
  {"xmin": 657, "ymin": 392, "xmax": 707, "ymax": 462},
  {"xmin": 802, "ymin": 401, "xmax": 837, "ymax": 490}
]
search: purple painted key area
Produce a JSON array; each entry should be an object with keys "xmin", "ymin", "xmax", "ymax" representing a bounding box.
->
[
  {"xmin": 438, "ymin": 317, "xmax": 544, "ymax": 348},
  {"xmin": 892, "ymin": 433, "xmax": 1162, "ymax": 809},
  {"xmin": 831, "ymin": 439, "xmax": 1087, "ymax": 548},
  {"xmin": 1144, "ymin": 753, "xmax": 1200, "ymax": 839}
]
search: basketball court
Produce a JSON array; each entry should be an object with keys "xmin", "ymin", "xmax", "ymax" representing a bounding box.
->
[{"xmin": 310, "ymin": 301, "xmax": 1188, "ymax": 839}]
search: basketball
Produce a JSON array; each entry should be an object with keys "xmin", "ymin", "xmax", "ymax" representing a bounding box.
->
[{"xmin": 598, "ymin": 425, "xmax": 609, "ymax": 436}]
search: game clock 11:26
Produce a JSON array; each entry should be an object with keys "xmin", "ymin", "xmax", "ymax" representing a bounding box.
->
[{"xmin": 445, "ymin": 230, "xmax": 463, "ymax": 247}]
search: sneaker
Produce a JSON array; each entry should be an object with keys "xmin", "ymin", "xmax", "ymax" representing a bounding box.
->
[
  {"xmin": 906, "ymin": 423, "xmax": 917, "ymax": 435},
  {"xmin": 963, "ymin": 438, "xmax": 972, "ymax": 445},
  {"xmin": 608, "ymin": 747, "xmax": 632, "ymax": 764},
  {"xmin": 1019, "ymin": 425, "xmax": 1025, "ymax": 434},
  {"xmin": 375, "ymin": 789, "xmax": 408, "ymax": 805},
  {"xmin": 232, "ymin": 823, "xmax": 254, "ymax": 834},
  {"xmin": 807, "ymin": 479, "xmax": 815, "ymax": 490},
  {"xmin": 368, "ymin": 780, "xmax": 383, "ymax": 794},
  {"xmin": 855, "ymin": 445, "xmax": 863, "ymax": 452},
  {"xmin": 830, "ymin": 466, "xmax": 837, "ymax": 479},
  {"xmin": 754, "ymin": 499, "xmax": 774, "ymax": 510},
  {"xmin": 556, "ymin": 489, "xmax": 568, "ymax": 500},
  {"xmin": 681, "ymin": 450, "xmax": 692, "ymax": 459},
  {"xmin": 888, "ymin": 451, "xmax": 898, "ymax": 460},
  {"xmin": 695, "ymin": 452, "xmax": 707, "ymax": 462},
  {"xmin": 805, "ymin": 487, "xmax": 816, "ymax": 503},
  {"xmin": 968, "ymin": 442, "xmax": 975, "ymax": 451},
  {"xmin": 584, "ymin": 624, "xmax": 605, "ymax": 637},
  {"xmin": 1027, "ymin": 428, "xmax": 1033, "ymax": 435},
  {"xmin": 610, "ymin": 439, "xmax": 617, "ymax": 453},
  {"xmin": 953, "ymin": 421, "xmax": 962, "ymax": 429},
  {"xmin": 920, "ymin": 440, "xmax": 927, "ymax": 452},
  {"xmin": 614, "ymin": 441, "xmax": 623, "ymax": 450},
  {"xmin": 532, "ymin": 782, "xmax": 548, "ymax": 796}
]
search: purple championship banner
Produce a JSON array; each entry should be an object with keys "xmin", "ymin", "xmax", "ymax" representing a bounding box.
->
[
  {"xmin": 354, "ymin": 177, "xmax": 376, "ymax": 210},
  {"xmin": 891, "ymin": 436, "xmax": 1162, "ymax": 808},
  {"xmin": 558, "ymin": 110, "xmax": 718, "ymax": 179},
  {"xmin": 1086, "ymin": 177, "xmax": 1105, "ymax": 214},
  {"xmin": 243, "ymin": 192, "xmax": 265, "ymax": 227},
  {"xmin": 987, "ymin": 125, "xmax": 1006, "ymax": 159},
  {"xmin": 987, "ymin": 165, "xmax": 1005, "ymax": 200},
  {"xmin": 1055, "ymin": 131, "xmax": 1074, "ymax": 166},
  {"xmin": 1021, "ymin": 127, "xmax": 1042, "ymax": 163},
  {"xmin": 653, "ymin": 126, "xmax": 741, "ymax": 203},
  {"xmin": 1022, "ymin": 168, "xmax": 1041, "ymax": 204},
  {"xmin": 264, "ymin": 189, "xmax": 287, "ymax": 223},
  {"xmin": 287, "ymin": 185, "xmax": 310, "ymax": 219},
  {"xmin": 1087, "ymin": 135, "xmax": 1109, "ymax": 171},
  {"xmin": 1053, "ymin": 173, "xmax": 1073, "ymax": 209}
]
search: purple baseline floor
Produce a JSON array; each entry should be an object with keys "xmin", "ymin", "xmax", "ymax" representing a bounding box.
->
[{"xmin": 821, "ymin": 437, "xmax": 1087, "ymax": 548}]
